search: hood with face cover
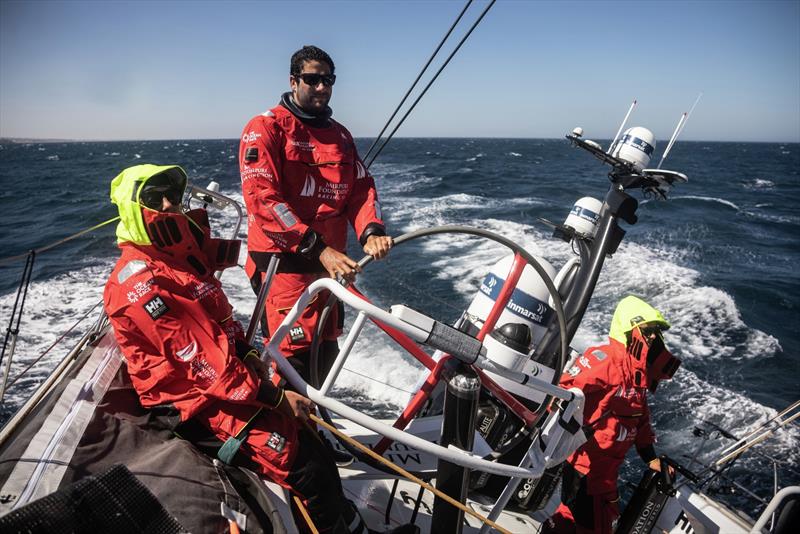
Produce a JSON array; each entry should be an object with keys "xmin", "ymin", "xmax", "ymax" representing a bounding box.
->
[
  {"xmin": 110, "ymin": 164, "xmax": 188, "ymax": 245},
  {"xmin": 608, "ymin": 295, "xmax": 671, "ymax": 346},
  {"xmin": 109, "ymin": 164, "xmax": 240, "ymax": 275},
  {"xmin": 609, "ymin": 295, "xmax": 679, "ymax": 392}
]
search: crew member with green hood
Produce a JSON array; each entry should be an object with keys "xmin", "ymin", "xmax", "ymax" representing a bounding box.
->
[
  {"xmin": 544, "ymin": 296, "xmax": 681, "ymax": 534},
  {"xmin": 103, "ymin": 164, "xmax": 395, "ymax": 533}
]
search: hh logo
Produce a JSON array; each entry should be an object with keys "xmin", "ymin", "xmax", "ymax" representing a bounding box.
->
[
  {"xmin": 289, "ymin": 326, "xmax": 305, "ymax": 342},
  {"xmin": 267, "ymin": 432, "xmax": 286, "ymax": 453},
  {"xmin": 143, "ymin": 296, "xmax": 169, "ymax": 320}
]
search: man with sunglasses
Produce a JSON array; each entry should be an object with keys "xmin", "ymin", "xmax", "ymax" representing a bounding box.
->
[
  {"xmin": 239, "ymin": 45, "xmax": 391, "ymax": 388},
  {"xmin": 104, "ymin": 164, "xmax": 408, "ymax": 533},
  {"xmin": 544, "ymin": 296, "xmax": 681, "ymax": 534}
]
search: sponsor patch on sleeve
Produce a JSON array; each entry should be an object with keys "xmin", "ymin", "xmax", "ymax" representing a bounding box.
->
[
  {"xmin": 143, "ymin": 295, "xmax": 169, "ymax": 320},
  {"xmin": 244, "ymin": 147, "xmax": 258, "ymax": 162}
]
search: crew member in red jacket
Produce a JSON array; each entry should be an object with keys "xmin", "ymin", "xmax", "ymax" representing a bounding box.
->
[
  {"xmin": 239, "ymin": 45, "xmax": 392, "ymax": 384},
  {"xmin": 545, "ymin": 296, "xmax": 681, "ymax": 533},
  {"xmin": 103, "ymin": 164, "xmax": 385, "ymax": 533}
]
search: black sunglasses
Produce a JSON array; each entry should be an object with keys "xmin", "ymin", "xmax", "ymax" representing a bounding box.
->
[
  {"xmin": 295, "ymin": 72, "xmax": 336, "ymax": 87},
  {"xmin": 140, "ymin": 185, "xmax": 183, "ymax": 210},
  {"xmin": 639, "ymin": 325, "xmax": 664, "ymax": 339}
]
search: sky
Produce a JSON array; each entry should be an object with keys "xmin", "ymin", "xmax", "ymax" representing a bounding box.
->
[{"xmin": 1, "ymin": 0, "xmax": 798, "ymax": 142}]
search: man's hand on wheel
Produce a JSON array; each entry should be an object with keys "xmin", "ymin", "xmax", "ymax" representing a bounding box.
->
[
  {"xmin": 319, "ymin": 246, "xmax": 360, "ymax": 282},
  {"xmin": 363, "ymin": 235, "xmax": 393, "ymax": 260}
]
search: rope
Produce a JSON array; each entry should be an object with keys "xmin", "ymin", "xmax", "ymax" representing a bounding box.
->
[
  {"xmin": 365, "ymin": 0, "xmax": 497, "ymax": 168},
  {"xmin": 362, "ymin": 0, "xmax": 474, "ymax": 164},
  {"xmin": 340, "ymin": 366, "xmax": 417, "ymax": 396},
  {"xmin": 309, "ymin": 414, "xmax": 512, "ymax": 534},
  {"xmin": 0, "ymin": 216, "xmax": 119, "ymax": 266},
  {"xmin": 292, "ymin": 495, "xmax": 320, "ymax": 534}
]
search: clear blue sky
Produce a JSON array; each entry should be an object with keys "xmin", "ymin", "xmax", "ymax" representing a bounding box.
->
[{"xmin": 1, "ymin": 0, "xmax": 798, "ymax": 142}]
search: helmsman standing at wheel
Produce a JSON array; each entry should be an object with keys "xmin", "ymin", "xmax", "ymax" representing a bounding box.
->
[{"xmin": 239, "ymin": 45, "xmax": 392, "ymax": 385}]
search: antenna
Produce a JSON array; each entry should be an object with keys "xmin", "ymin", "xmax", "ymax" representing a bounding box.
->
[
  {"xmin": 658, "ymin": 93, "xmax": 702, "ymax": 168},
  {"xmin": 658, "ymin": 112, "xmax": 687, "ymax": 169},
  {"xmin": 607, "ymin": 99, "xmax": 637, "ymax": 154}
]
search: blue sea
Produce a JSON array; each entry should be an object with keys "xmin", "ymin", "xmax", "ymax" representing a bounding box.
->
[{"xmin": 1, "ymin": 136, "xmax": 798, "ymax": 517}]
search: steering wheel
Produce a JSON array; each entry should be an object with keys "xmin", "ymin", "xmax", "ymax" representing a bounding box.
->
[{"xmin": 307, "ymin": 225, "xmax": 570, "ymax": 471}]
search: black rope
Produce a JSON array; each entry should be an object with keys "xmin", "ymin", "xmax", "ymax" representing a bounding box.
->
[
  {"xmin": 1, "ymin": 251, "xmax": 36, "ymax": 372},
  {"xmin": 362, "ymin": 0, "xmax": 474, "ymax": 164},
  {"xmin": 365, "ymin": 0, "xmax": 496, "ymax": 169}
]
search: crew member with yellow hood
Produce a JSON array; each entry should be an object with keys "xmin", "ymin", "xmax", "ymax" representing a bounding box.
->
[
  {"xmin": 103, "ymin": 164, "xmax": 397, "ymax": 533},
  {"xmin": 545, "ymin": 296, "xmax": 681, "ymax": 534}
]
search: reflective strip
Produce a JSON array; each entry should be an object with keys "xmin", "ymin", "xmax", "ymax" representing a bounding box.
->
[
  {"xmin": 272, "ymin": 203, "xmax": 298, "ymax": 229},
  {"xmin": 117, "ymin": 260, "xmax": 147, "ymax": 283}
]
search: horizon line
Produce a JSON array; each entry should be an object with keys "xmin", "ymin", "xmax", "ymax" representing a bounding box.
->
[{"xmin": 2, "ymin": 136, "xmax": 798, "ymax": 145}]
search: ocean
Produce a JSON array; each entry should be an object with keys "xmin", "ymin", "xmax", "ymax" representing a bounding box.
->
[{"xmin": 1, "ymin": 136, "xmax": 798, "ymax": 517}]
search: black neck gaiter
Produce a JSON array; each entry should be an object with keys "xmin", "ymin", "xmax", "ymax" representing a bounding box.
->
[{"xmin": 280, "ymin": 92, "xmax": 332, "ymax": 128}]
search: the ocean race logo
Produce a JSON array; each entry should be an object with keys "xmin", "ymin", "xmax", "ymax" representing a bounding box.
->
[{"xmin": 242, "ymin": 131, "xmax": 261, "ymax": 143}]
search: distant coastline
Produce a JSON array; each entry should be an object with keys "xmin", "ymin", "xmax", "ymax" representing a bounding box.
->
[
  {"xmin": 1, "ymin": 137, "xmax": 79, "ymax": 144},
  {"xmin": 1, "ymin": 136, "xmax": 798, "ymax": 144}
]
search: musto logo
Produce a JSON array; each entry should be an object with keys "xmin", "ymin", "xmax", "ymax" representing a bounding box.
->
[{"xmin": 480, "ymin": 274, "xmax": 552, "ymax": 325}]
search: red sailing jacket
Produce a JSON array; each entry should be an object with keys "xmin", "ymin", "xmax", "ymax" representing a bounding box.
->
[
  {"xmin": 239, "ymin": 104, "xmax": 384, "ymax": 276},
  {"xmin": 560, "ymin": 338, "xmax": 656, "ymax": 494},
  {"xmin": 104, "ymin": 211, "xmax": 271, "ymax": 422}
]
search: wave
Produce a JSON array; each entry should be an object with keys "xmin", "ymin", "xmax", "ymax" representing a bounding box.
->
[
  {"xmin": 669, "ymin": 195, "xmax": 741, "ymax": 211},
  {"xmin": 743, "ymin": 178, "xmax": 775, "ymax": 190}
]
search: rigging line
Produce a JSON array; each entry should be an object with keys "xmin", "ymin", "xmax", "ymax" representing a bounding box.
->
[
  {"xmin": 1, "ymin": 251, "xmax": 35, "ymax": 377},
  {"xmin": 6, "ymin": 299, "xmax": 103, "ymax": 390},
  {"xmin": 362, "ymin": 0, "xmax": 474, "ymax": 163},
  {"xmin": 340, "ymin": 366, "xmax": 417, "ymax": 396},
  {"xmin": 0, "ymin": 216, "xmax": 120, "ymax": 266},
  {"xmin": 365, "ymin": 0, "xmax": 497, "ymax": 169}
]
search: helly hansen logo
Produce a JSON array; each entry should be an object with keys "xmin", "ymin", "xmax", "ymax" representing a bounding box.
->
[
  {"xmin": 267, "ymin": 432, "xmax": 286, "ymax": 452},
  {"xmin": 289, "ymin": 326, "xmax": 305, "ymax": 342},
  {"xmin": 144, "ymin": 296, "xmax": 169, "ymax": 320}
]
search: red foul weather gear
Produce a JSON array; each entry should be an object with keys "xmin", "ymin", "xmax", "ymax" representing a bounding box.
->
[
  {"xmin": 548, "ymin": 335, "xmax": 657, "ymax": 533},
  {"xmin": 104, "ymin": 217, "xmax": 301, "ymax": 484},
  {"xmin": 239, "ymin": 102, "xmax": 385, "ymax": 356},
  {"xmin": 104, "ymin": 164, "xmax": 367, "ymax": 531}
]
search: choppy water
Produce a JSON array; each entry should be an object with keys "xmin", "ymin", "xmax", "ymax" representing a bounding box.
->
[{"xmin": 1, "ymin": 137, "xmax": 798, "ymax": 517}]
